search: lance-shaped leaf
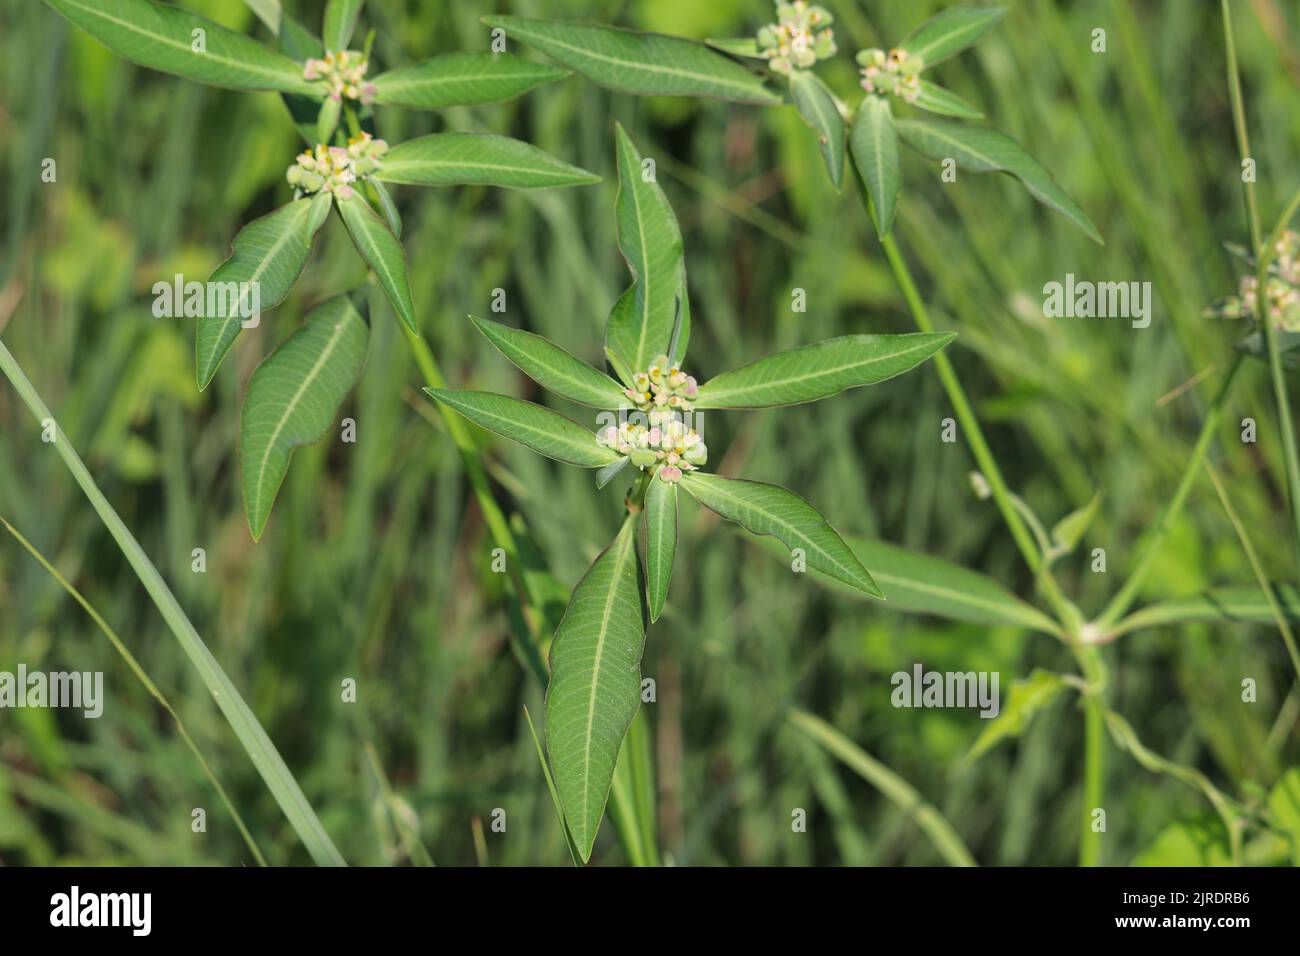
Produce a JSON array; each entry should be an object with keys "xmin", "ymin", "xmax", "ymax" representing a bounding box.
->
[
  {"xmin": 607, "ymin": 125, "xmax": 685, "ymax": 372},
  {"xmin": 1112, "ymin": 584, "xmax": 1300, "ymax": 637},
  {"xmin": 424, "ymin": 389, "xmax": 621, "ymax": 468},
  {"xmin": 336, "ymin": 192, "xmax": 417, "ymax": 332},
  {"xmin": 546, "ymin": 519, "xmax": 647, "ymax": 862},
  {"xmin": 680, "ymin": 473, "xmax": 881, "ymax": 597},
  {"xmin": 470, "ymin": 316, "xmax": 626, "ymax": 408},
  {"xmin": 482, "ymin": 16, "xmax": 781, "ymax": 105},
  {"xmin": 370, "ymin": 52, "xmax": 569, "ymax": 110},
  {"xmin": 913, "ymin": 80, "xmax": 984, "ymax": 119},
  {"xmin": 705, "ymin": 37, "xmax": 762, "ymax": 58},
  {"xmin": 966, "ymin": 669, "xmax": 1066, "ymax": 762},
  {"xmin": 321, "ymin": 0, "xmax": 361, "ymax": 52},
  {"xmin": 894, "ymin": 118, "xmax": 1103, "ymax": 244},
  {"xmin": 695, "ymin": 332, "xmax": 954, "ymax": 409},
  {"xmin": 850, "ymin": 96, "xmax": 900, "ymax": 239},
  {"xmin": 845, "ymin": 538, "xmax": 1059, "ymax": 633},
  {"xmin": 46, "ymin": 0, "xmax": 319, "ymax": 94},
  {"xmin": 196, "ymin": 194, "xmax": 330, "ymax": 390},
  {"xmin": 240, "ymin": 295, "xmax": 369, "ymax": 540},
  {"xmin": 644, "ymin": 477, "xmax": 677, "ymax": 622},
  {"xmin": 375, "ymin": 133, "xmax": 599, "ymax": 190},
  {"xmin": 790, "ymin": 71, "xmax": 846, "ymax": 190},
  {"xmin": 901, "ymin": 5, "xmax": 1006, "ymax": 69}
]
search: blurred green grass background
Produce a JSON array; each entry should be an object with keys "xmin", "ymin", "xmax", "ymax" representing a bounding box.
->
[{"xmin": 1, "ymin": 0, "xmax": 1298, "ymax": 865}]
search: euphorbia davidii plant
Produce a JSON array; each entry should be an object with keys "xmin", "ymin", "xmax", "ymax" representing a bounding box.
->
[
  {"xmin": 46, "ymin": 0, "xmax": 599, "ymax": 538},
  {"xmin": 427, "ymin": 124, "xmax": 953, "ymax": 859}
]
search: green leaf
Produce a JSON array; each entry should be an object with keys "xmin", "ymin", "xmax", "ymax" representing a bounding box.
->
[
  {"xmin": 523, "ymin": 706, "xmax": 582, "ymax": 866},
  {"xmin": 694, "ymin": 332, "xmax": 954, "ymax": 409},
  {"xmin": 607, "ymin": 708, "xmax": 660, "ymax": 867},
  {"xmin": 546, "ymin": 520, "xmax": 647, "ymax": 861},
  {"xmin": 470, "ymin": 316, "xmax": 626, "ymax": 408},
  {"xmin": 321, "ymin": 0, "xmax": 362, "ymax": 52},
  {"xmin": 844, "ymin": 538, "xmax": 1060, "ymax": 633},
  {"xmin": 376, "ymin": 132, "xmax": 600, "ymax": 190},
  {"xmin": 604, "ymin": 346, "xmax": 635, "ymax": 389},
  {"xmin": 370, "ymin": 52, "xmax": 568, "ymax": 109},
  {"xmin": 680, "ymin": 473, "xmax": 881, "ymax": 597},
  {"xmin": 894, "ymin": 118, "xmax": 1103, "ymax": 244},
  {"xmin": 901, "ymin": 5, "xmax": 1006, "ymax": 69},
  {"xmin": 705, "ymin": 37, "xmax": 762, "ymax": 58},
  {"xmin": 423, "ymin": 389, "xmax": 621, "ymax": 468},
  {"xmin": 240, "ymin": 295, "xmax": 368, "ymax": 540},
  {"xmin": 912, "ymin": 79, "xmax": 984, "ymax": 119},
  {"xmin": 371, "ymin": 179, "xmax": 402, "ymax": 238},
  {"xmin": 336, "ymin": 192, "xmax": 417, "ymax": 332},
  {"xmin": 1114, "ymin": 584, "xmax": 1300, "ymax": 635},
  {"xmin": 1268, "ymin": 768, "xmax": 1300, "ymax": 865},
  {"xmin": 966, "ymin": 669, "xmax": 1066, "ymax": 762},
  {"xmin": 1051, "ymin": 491, "xmax": 1101, "ymax": 553},
  {"xmin": 196, "ymin": 194, "xmax": 328, "ymax": 390},
  {"xmin": 482, "ymin": 16, "xmax": 781, "ymax": 105},
  {"xmin": 1237, "ymin": 329, "xmax": 1300, "ymax": 369},
  {"xmin": 850, "ymin": 96, "xmax": 900, "ymax": 238},
  {"xmin": 607, "ymin": 124, "xmax": 685, "ymax": 372},
  {"xmin": 790, "ymin": 70, "xmax": 846, "ymax": 190},
  {"xmin": 644, "ymin": 477, "xmax": 677, "ymax": 622},
  {"xmin": 46, "ymin": 0, "xmax": 318, "ymax": 93}
]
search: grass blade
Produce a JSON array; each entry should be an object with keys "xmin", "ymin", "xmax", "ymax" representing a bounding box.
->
[{"xmin": 0, "ymin": 339, "xmax": 346, "ymax": 866}]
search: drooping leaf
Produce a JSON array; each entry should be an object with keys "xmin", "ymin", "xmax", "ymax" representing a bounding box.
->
[
  {"xmin": 1114, "ymin": 584, "xmax": 1300, "ymax": 635},
  {"xmin": 894, "ymin": 118, "xmax": 1103, "ymax": 244},
  {"xmin": 546, "ymin": 520, "xmax": 647, "ymax": 861},
  {"xmin": 965, "ymin": 669, "xmax": 1067, "ymax": 762},
  {"xmin": 423, "ymin": 389, "xmax": 621, "ymax": 468},
  {"xmin": 321, "ymin": 0, "xmax": 362, "ymax": 52},
  {"xmin": 196, "ymin": 194, "xmax": 329, "ymax": 390},
  {"xmin": 680, "ymin": 473, "xmax": 881, "ymax": 597},
  {"xmin": 850, "ymin": 95, "xmax": 900, "ymax": 238},
  {"xmin": 644, "ymin": 477, "xmax": 677, "ymax": 622},
  {"xmin": 376, "ymin": 132, "xmax": 600, "ymax": 190},
  {"xmin": 370, "ymin": 179, "xmax": 402, "ymax": 238},
  {"xmin": 370, "ymin": 52, "xmax": 568, "ymax": 109},
  {"xmin": 240, "ymin": 295, "xmax": 369, "ymax": 540},
  {"xmin": 46, "ymin": 0, "xmax": 319, "ymax": 93},
  {"xmin": 336, "ymin": 192, "xmax": 417, "ymax": 332},
  {"xmin": 482, "ymin": 16, "xmax": 781, "ymax": 105},
  {"xmin": 606, "ymin": 124, "xmax": 685, "ymax": 372},
  {"xmin": 694, "ymin": 332, "xmax": 954, "ymax": 409},
  {"xmin": 470, "ymin": 316, "xmax": 627, "ymax": 408},
  {"xmin": 790, "ymin": 70, "xmax": 846, "ymax": 190},
  {"xmin": 901, "ymin": 5, "xmax": 1006, "ymax": 69},
  {"xmin": 912, "ymin": 79, "xmax": 984, "ymax": 119},
  {"xmin": 844, "ymin": 538, "xmax": 1059, "ymax": 633}
]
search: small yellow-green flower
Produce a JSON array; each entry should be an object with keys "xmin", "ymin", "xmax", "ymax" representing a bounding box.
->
[
  {"xmin": 304, "ymin": 50, "xmax": 377, "ymax": 105},
  {"xmin": 286, "ymin": 144, "xmax": 358, "ymax": 199},
  {"xmin": 857, "ymin": 46, "xmax": 924, "ymax": 103},
  {"xmin": 756, "ymin": 1, "xmax": 837, "ymax": 75}
]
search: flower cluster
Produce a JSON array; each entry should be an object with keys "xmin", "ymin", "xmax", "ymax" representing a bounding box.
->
[
  {"xmin": 285, "ymin": 133, "xmax": 388, "ymax": 199},
  {"xmin": 622, "ymin": 355, "xmax": 698, "ymax": 413},
  {"xmin": 857, "ymin": 46, "xmax": 925, "ymax": 103},
  {"xmin": 304, "ymin": 50, "xmax": 376, "ymax": 104},
  {"xmin": 597, "ymin": 418, "xmax": 708, "ymax": 484},
  {"xmin": 1209, "ymin": 231, "xmax": 1300, "ymax": 330},
  {"xmin": 756, "ymin": 2, "xmax": 837, "ymax": 75}
]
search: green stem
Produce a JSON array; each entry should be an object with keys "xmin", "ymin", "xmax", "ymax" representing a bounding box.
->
[
  {"xmin": 1079, "ymin": 695, "xmax": 1104, "ymax": 866},
  {"xmin": 400, "ymin": 325, "xmax": 548, "ymax": 687},
  {"xmin": 877, "ymin": 231, "xmax": 1075, "ymax": 630},
  {"xmin": 0, "ymin": 339, "xmax": 345, "ymax": 866},
  {"xmin": 1222, "ymin": 0, "xmax": 1300, "ymax": 569},
  {"xmin": 1096, "ymin": 355, "xmax": 1243, "ymax": 632}
]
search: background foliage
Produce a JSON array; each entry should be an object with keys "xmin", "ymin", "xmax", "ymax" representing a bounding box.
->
[{"xmin": 2, "ymin": 0, "xmax": 1299, "ymax": 865}]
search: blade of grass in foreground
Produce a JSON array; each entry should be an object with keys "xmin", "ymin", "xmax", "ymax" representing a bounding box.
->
[
  {"xmin": 788, "ymin": 709, "xmax": 976, "ymax": 867},
  {"xmin": 0, "ymin": 339, "xmax": 346, "ymax": 866},
  {"xmin": 0, "ymin": 515, "xmax": 268, "ymax": 866}
]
